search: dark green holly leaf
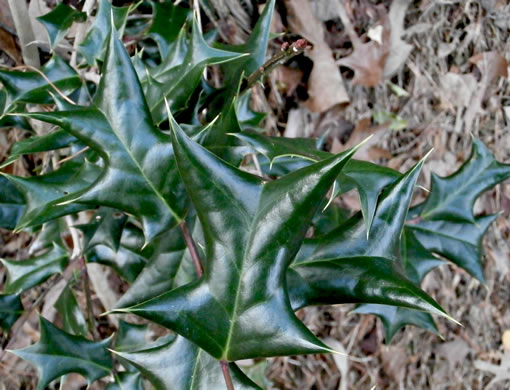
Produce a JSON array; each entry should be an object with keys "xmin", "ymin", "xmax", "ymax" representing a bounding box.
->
[
  {"xmin": 106, "ymin": 372, "xmax": 144, "ymax": 390},
  {"xmin": 145, "ymin": 18, "xmax": 244, "ymax": 123},
  {"xmin": 11, "ymin": 317, "xmax": 113, "ymax": 390},
  {"xmin": 1, "ymin": 243, "xmax": 68, "ymax": 294},
  {"xmin": 29, "ymin": 220, "xmax": 66, "ymax": 254},
  {"xmin": 288, "ymin": 157, "xmax": 449, "ymax": 319},
  {"xmin": 111, "ymin": 335, "xmax": 261, "ymax": 390},
  {"xmin": 113, "ymin": 118, "xmax": 362, "ymax": 361},
  {"xmin": 114, "ymin": 221, "xmax": 197, "ymax": 309},
  {"xmin": 294, "ymin": 154, "xmax": 427, "ymax": 263},
  {"xmin": 0, "ymin": 294, "xmax": 23, "ymax": 331},
  {"xmin": 79, "ymin": 208, "xmax": 128, "ymax": 252},
  {"xmin": 399, "ymin": 228, "xmax": 444, "ymax": 285},
  {"xmin": 0, "ymin": 56, "xmax": 80, "ymax": 112},
  {"xmin": 231, "ymin": 132, "xmax": 401, "ymax": 233},
  {"xmin": 406, "ymin": 215, "xmax": 497, "ymax": 282},
  {"xmin": 147, "ymin": 1, "xmax": 190, "ymax": 58},
  {"xmin": 0, "ymin": 90, "xmax": 33, "ymax": 130},
  {"xmin": 25, "ymin": 28, "xmax": 189, "ymax": 243},
  {"xmin": 352, "ymin": 304, "xmax": 439, "ymax": 342},
  {"xmin": 287, "ymin": 256, "xmax": 447, "ymax": 319},
  {"xmin": 311, "ymin": 202, "xmax": 350, "ymax": 236},
  {"xmin": 0, "ymin": 176, "xmax": 25, "ymax": 230},
  {"xmin": 1, "ymin": 129, "xmax": 77, "ymax": 168},
  {"xmin": 236, "ymin": 90, "xmax": 265, "ymax": 129},
  {"xmin": 86, "ymin": 224, "xmax": 148, "ymax": 283},
  {"xmin": 114, "ymin": 320, "xmax": 149, "ymax": 353},
  {"xmin": 3, "ymin": 161, "xmax": 101, "ymax": 230},
  {"xmin": 420, "ymin": 138, "xmax": 510, "ymax": 223},
  {"xmin": 37, "ymin": 3, "xmax": 86, "ymax": 49},
  {"xmin": 79, "ymin": 0, "xmax": 132, "ymax": 65},
  {"xmin": 55, "ymin": 284, "xmax": 88, "ymax": 337}
]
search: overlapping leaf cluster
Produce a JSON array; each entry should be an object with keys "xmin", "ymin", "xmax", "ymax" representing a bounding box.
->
[{"xmin": 0, "ymin": 1, "xmax": 509, "ymax": 389}]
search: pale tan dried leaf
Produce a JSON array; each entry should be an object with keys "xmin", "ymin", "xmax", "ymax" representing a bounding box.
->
[
  {"xmin": 324, "ymin": 337, "xmax": 348, "ymax": 390},
  {"xmin": 384, "ymin": 0, "xmax": 413, "ymax": 77},
  {"xmin": 503, "ymin": 330, "xmax": 510, "ymax": 351},
  {"xmin": 439, "ymin": 72, "xmax": 478, "ymax": 108},
  {"xmin": 285, "ymin": 0, "xmax": 349, "ymax": 112}
]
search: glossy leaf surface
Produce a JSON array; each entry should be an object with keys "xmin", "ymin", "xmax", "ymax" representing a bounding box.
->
[
  {"xmin": 407, "ymin": 215, "xmax": 497, "ymax": 282},
  {"xmin": 1, "ymin": 243, "xmax": 68, "ymax": 294},
  {"xmin": 12, "ymin": 317, "xmax": 113, "ymax": 390},
  {"xmin": 114, "ymin": 222, "xmax": 196, "ymax": 308},
  {"xmin": 28, "ymin": 29, "xmax": 188, "ymax": 242},
  {"xmin": 79, "ymin": 208, "xmax": 128, "ymax": 252},
  {"xmin": 37, "ymin": 3, "xmax": 86, "ymax": 49},
  {"xmin": 86, "ymin": 225, "xmax": 148, "ymax": 283},
  {"xmin": 1, "ymin": 129, "xmax": 77, "ymax": 168},
  {"xmin": 420, "ymin": 138, "xmax": 510, "ymax": 223},
  {"xmin": 112, "ymin": 335, "xmax": 261, "ymax": 390},
  {"xmin": 0, "ymin": 176, "xmax": 25, "ymax": 229},
  {"xmin": 148, "ymin": 1, "xmax": 190, "ymax": 58},
  {"xmin": 353, "ymin": 304, "xmax": 439, "ymax": 341},
  {"xmin": 0, "ymin": 294, "xmax": 23, "ymax": 330},
  {"xmin": 55, "ymin": 284, "xmax": 88, "ymax": 336},
  {"xmin": 0, "ymin": 56, "xmax": 80, "ymax": 112},
  {"xmin": 114, "ymin": 119, "xmax": 361, "ymax": 360},
  {"xmin": 4, "ymin": 161, "xmax": 101, "ymax": 230},
  {"xmin": 232, "ymin": 132, "xmax": 401, "ymax": 233},
  {"xmin": 144, "ymin": 19, "xmax": 243, "ymax": 123},
  {"xmin": 79, "ymin": 0, "xmax": 131, "ymax": 65}
]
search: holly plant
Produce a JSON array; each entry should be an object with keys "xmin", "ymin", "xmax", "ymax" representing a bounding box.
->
[{"xmin": 0, "ymin": 1, "xmax": 509, "ymax": 389}]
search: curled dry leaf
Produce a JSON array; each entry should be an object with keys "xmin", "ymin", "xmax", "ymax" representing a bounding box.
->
[{"xmin": 284, "ymin": 0, "xmax": 349, "ymax": 112}]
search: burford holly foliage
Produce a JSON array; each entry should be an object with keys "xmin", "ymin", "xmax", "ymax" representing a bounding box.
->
[{"xmin": 0, "ymin": 1, "xmax": 509, "ymax": 389}]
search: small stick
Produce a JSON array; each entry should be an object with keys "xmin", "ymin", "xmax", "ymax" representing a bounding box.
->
[
  {"xmin": 220, "ymin": 360, "xmax": 235, "ymax": 390},
  {"xmin": 178, "ymin": 221, "xmax": 204, "ymax": 278},
  {"xmin": 245, "ymin": 39, "xmax": 309, "ymax": 89}
]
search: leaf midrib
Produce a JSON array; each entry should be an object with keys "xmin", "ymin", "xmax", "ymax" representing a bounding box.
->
[{"xmin": 101, "ymin": 111, "xmax": 182, "ymax": 224}]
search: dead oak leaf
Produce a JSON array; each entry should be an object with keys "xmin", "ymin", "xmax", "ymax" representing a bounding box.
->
[
  {"xmin": 285, "ymin": 0, "xmax": 349, "ymax": 112},
  {"xmin": 336, "ymin": 0, "xmax": 413, "ymax": 86}
]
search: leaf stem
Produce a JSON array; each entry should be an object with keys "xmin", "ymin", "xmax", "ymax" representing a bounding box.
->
[
  {"xmin": 179, "ymin": 221, "xmax": 204, "ymax": 278},
  {"xmin": 220, "ymin": 360, "xmax": 235, "ymax": 390}
]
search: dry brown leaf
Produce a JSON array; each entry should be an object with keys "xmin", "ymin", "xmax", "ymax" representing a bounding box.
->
[
  {"xmin": 336, "ymin": 9, "xmax": 390, "ymax": 86},
  {"xmin": 464, "ymin": 52, "xmax": 508, "ymax": 132},
  {"xmin": 285, "ymin": 0, "xmax": 349, "ymax": 113},
  {"xmin": 0, "ymin": 27, "xmax": 21, "ymax": 64},
  {"xmin": 272, "ymin": 66, "xmax": 303, "ymax": 97},
  {"xmin": 336, "ymin": 0, "xmax": 412, "ymax": 86}
]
